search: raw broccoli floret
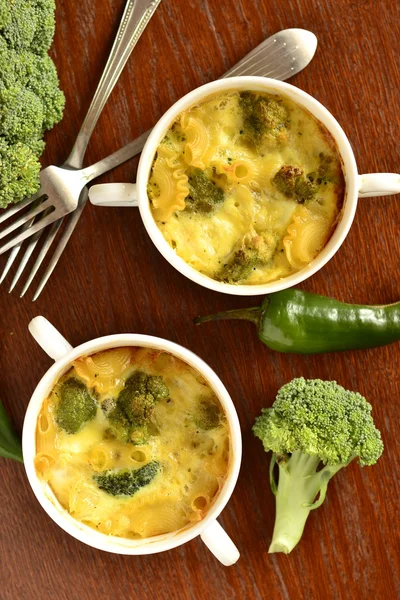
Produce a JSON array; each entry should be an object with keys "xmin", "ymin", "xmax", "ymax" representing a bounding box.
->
[
  {"xmin": 93, "ymin": 461, "xmax": 161, "ymax": 496},
  {"xmin": 0, "ymin": 0, "xmax": 64, "ymax": 207},
  {"xmin": 32, "ymin": 0, "xmax": 57, "ymax": 56},
  {"xmin": 216, "ymin": 233, "xmax": 278, "ymax": 284},
  {"xmin": 0, "ymin": 139, "xmax": 41, "ymax": 208},
  {"xmin": 194, "ymin": 399, "xmax": 222, "ymax": 430},
  {"xmin": 239, "ymin": 91, "xmax": 289, "ymax": 143},
  {"xmin": 0, "ymin": 86, "xmax": 44, "ymax": 146},
  {"xmin": 272, "ymin": 165, "xmax": 318, "ymax": 203},
  {"xmin": 0, "ymin": 0, "xmax": 55, "ymax": 56},
  {"xmin": 24, "ymin": 53, "xmax": 65, "ymax": 129},
  {"xmin": 253, "ymin": 378, "xmax": 384, "ymax": 554},
  {"xmin": 56, "ymin": 378, "xmax": 97, "ymax": 434},
  {"xmin": 185, "ymin": 168, "xmax": 225, "ymax": 214}
]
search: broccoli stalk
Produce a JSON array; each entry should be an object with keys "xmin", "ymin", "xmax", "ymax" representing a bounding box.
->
[
  {"xmin": 268, "ymin": 451, "xmax": 347, "ymax": 553},
  {"xmin": 253, "ymin": 378, "xmax": 383, "ymax": 554}
]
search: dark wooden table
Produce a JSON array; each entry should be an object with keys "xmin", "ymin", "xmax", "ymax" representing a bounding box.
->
[{"xmin": 1, "ymin": 0, "xmax": 399, "ymax": 598}]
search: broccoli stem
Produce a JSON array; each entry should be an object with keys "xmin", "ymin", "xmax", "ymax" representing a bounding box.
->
[{"xmin": 269, "ymin": 451, "xmax": 344, "ymax": 554}]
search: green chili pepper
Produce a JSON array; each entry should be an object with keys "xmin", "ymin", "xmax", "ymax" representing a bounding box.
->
[
  {"xmin": 0, "ymin": 398, "xmax": 23, "ymax": 463},
  {"xmin": 195, "ymin": 288, "xmax": 400, "ymax": 354}
]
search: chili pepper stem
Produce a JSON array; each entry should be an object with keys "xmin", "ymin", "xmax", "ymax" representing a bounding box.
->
[{"xmin": 194, "ymin": 306, "xmax": 262, "ymax": 327}]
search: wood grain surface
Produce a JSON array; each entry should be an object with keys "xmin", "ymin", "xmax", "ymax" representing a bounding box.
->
[{"xmin": 1, "ymin": 0, "xmax": 399, "ymax": 598}]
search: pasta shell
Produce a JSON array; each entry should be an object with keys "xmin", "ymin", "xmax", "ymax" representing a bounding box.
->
[
  {"xmin": 181, "ymin": 114, "xmax": 210, "ymax": 168},
  {"xmin": 73, "ymin": 347, "xmax": 132, "ymax": 393},
  {"xmin": 284, "ymin": 207, "xmax": 330, "ymax": 269}
]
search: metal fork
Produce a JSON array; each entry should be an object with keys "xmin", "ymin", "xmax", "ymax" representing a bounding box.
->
[
  {"xmin": 0, "ymin": 0, "xmax": 162, "ymax": 266},
  {"xmin": 1, "ymin": 28, "xmax": 317, "ymax": 299}
]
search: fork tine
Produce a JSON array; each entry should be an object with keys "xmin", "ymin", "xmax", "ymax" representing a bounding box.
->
[
  {"xmin": 8, "ymin": 207, "xmax": 54, "ymax": 291},
  {"xmin": 33, "ymin": 191, "xmax": 88, "ymax": 301},
  {"xmin": 8, "ymin": 228, "xmax": 46, "ymax": 292},
  {"xmin": 0, "ymin": 198, "xmax": 53, "ymax": 241},
  {"xmin": 0, "ymin": 209, "xmax": 62, "ymax": 255},
  {"xmin": 0, "ymin": 210, "xmax": 39, "ymax": 284},
  {"xmin": 0, "ymin": 244, "xmax": 22, "ymax": 283},
  {"xmin": 0, "ymin": 191, "xmax": 44, "ymax": 224},
  {"xmin": 20, "ymin": 219, "xmax": 63, "ymax": 298}
]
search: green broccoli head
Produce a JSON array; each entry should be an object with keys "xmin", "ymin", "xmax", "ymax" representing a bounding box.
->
[
  {"xmin": 253, "ymin": 378, "xmax": 383, "ymax": 554},
  {"xmin": 185, "ymin": 168, "xmax": 225, "ymax": 214},
  {"xmin": 0, "ymin": 0, "xmax": 55, "ymax": 56},
  {"xmin": 93, "ymin": 461, "xmax": 161, "ymax": 496},
  {"xmin": 24, "ymin": 53, "xmax": 65, "ymax": 129},
  {"xmin": 56, "ymin": 378, "xmax": 97, "ymax": 434},
  {"xmin": 0, "ymin": 85, "xmax": 44, "ymax": 145},
  {"xmin": 254, "ymin": 378, "xmax": 383, "ymax": 466},
  {"xmin": 194, "ymin": 399, "xmax": 223, "ymax": 430},
  {"xmin": 0, "ymin": 138, "xmax": 41, "ymax": 208},
  {"xmin": 32, "ymin": 0, "xmax": 56, "ymax": 56},
  {"xmin": 0, "ymin": 0, "xmax": 64, "ymax": 208}
]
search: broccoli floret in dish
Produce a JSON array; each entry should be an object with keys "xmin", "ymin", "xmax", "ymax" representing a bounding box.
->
[
  {"xmin": 272, "ymin": 165, "xmax": 318, "ymax": 203},
  {"xmin": 194, "ymin": 399, "xmax": 222, "ymax": 431},
  {"xmin": 103, "ymin": 372, "xmax": 169, "ymax": 443},
  {"xmin": 239, "ymin": 91, "xmax": 289, "ymax": 144},
  {"xmin": 307, "ymin": 152, "xmax": 339, "ymax": 185},
  {"xmin": 185, "ymin": 168, "xmax": 225, "ymax": 214},
  {"xmin": 93, "ymin": 461, "xmax": 161, "ymax": 496},
  {"xmin": 216, "ymin": 233, "xmax": 278, "ymax": 284},
  {"xmin": 253, "ymin": 378, "xmax": 384, "ymax": 554},
  {"xmin": 56, "ymin": 378, "xmax": 97, "ymax": 434},
  {"xmin": 118, "ymin": 371, "xmax": 169, "ymax": 426}
]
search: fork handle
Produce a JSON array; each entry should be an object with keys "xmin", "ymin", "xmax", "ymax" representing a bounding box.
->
[
  {"xmin": 66, "ymin": 0, "xmax": 162, "ymax": 169},
  {"xmin": 82, "ymin": 130, "xmax": 151, "ymax": 180}
]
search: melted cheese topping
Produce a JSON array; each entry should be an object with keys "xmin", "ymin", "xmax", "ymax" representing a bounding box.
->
[
  {"xmin": 35, "ymin": 348, "xmax": 230, "ymax": 539},
  {"xmin": 148, "ymin": 90, "xmax": 345, "ymax": 285}
]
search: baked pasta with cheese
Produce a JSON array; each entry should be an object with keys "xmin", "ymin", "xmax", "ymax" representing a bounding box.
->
[
  {"xmin": 148, "ymin": 90, "xmax": 345, "ymax": 285},
  {"xmin": 35, "ymin": 347, "xmax": 230, "ymax": 539}
]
